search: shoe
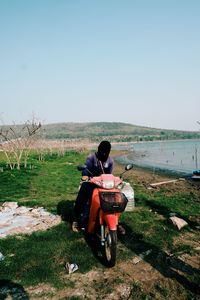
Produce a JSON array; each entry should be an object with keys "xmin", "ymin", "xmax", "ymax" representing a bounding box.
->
[
  {"xmin": 72, "ymin": 221, "xmax": 80, "ymax": 233},
  {"xmin": 117, "ymin": 224, "xmax": 126, "ymax": 235}
]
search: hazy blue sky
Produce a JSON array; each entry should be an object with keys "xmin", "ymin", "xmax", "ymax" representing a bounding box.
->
[{"xmin": 0, "ymin": 0, "xmax": 199, "ymax": 131}]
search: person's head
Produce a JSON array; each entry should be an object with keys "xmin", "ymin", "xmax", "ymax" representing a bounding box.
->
[{"xmin": 96, "ymin": 140, "xmax": 111, "ymax": 162}]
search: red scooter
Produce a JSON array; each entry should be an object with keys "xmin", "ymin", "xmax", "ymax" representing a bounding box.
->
[{"xmin": 77, "ymin": 164, "xmax": 133, "ymax": 267}]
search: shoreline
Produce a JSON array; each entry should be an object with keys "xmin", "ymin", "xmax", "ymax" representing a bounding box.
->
[
  {"xmin": 112, "ymin": 137, "xmax": 200, "ymax": 146},
  {"xmin": 113, "ymin": 151, "xmax": 200, "ymax": 187},
  {"xmin": 114, "ymin": 154, "xmax": 188, "ymax": 179},
  {"xmin": 112, "ymin": 139, "xmax": 200, "ymax": 176}
]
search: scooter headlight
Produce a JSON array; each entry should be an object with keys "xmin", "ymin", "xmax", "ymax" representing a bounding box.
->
[{"xmin": 102, "ymin": 180, "xmax": 114, "ymax": 189}]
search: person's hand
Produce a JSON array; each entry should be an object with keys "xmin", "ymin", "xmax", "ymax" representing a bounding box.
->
[{"xmin": 81, "ymin": 176, "xmax": 89, "ymax": 181}]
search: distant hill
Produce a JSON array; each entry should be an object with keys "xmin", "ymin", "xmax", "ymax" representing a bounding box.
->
[
  {"xmin": 1, "ymin": 122, "xmax": 200, "ymax": 143},
  {"xmin": 40, "ymin": 122, "xmax": 200, "ymax": 142}
]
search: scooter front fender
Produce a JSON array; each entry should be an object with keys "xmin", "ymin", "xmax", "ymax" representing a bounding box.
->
[{"xmin": 101, "ymin": 212, "xmax": 120, "ymax": 231}]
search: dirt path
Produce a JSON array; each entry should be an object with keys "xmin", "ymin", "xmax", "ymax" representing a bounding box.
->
[{"xmin": 27, "ymin": 248, "xmax": 200, "ymax": 299}]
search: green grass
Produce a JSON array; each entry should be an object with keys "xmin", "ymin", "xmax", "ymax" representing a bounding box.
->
[
  {"xmin": 0, "ymin": 223, "xmax": 100, "ymax": 287},
  {"xmin": 0, "ymin": 150, "xmax": 199, "ymax": 298},
  {"xmin": 0, "ymin": 151, "xmax": 86, "ymax": 210},
  {"xmin": 0, "ymin": 150, "xmax": 101, "ymax": 288}
]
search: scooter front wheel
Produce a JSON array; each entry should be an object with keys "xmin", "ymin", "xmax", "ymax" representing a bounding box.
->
[{"xmin": 103, "ymin": 226, "xmax": 117, "ymax": 267}]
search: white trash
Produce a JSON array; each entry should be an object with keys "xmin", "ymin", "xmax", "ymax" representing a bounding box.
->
[
  {"xmin": 120, "ymin": 182, "xmax": 135, "ymax": 212},
  {"xmin": 65, "ymin": 262, "xmax": 79, "ymax": 274}
]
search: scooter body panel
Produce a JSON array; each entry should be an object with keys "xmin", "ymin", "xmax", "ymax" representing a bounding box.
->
[{"xmin": 87, "ymin": 187, "xmax": 120, "ymax": 233}]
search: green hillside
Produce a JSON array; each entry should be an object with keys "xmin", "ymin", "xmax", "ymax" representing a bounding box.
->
[
  {"xmin": 41, "ymin": 122, "xmax": 200, "ymax": 142},
  {"xmin": 1, "ymin": 122, "xmax": 200, "ymax": 142}
]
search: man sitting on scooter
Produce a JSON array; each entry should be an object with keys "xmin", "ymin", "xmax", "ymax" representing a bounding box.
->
[{"xmin": 72, "ymin": 140, "xmax": 125, "ymax": 235}]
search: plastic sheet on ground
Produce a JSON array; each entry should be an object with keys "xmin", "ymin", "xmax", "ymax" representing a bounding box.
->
[{"xmin": 0, "ymin": 202, "xmax": 61, "ymax": 238}]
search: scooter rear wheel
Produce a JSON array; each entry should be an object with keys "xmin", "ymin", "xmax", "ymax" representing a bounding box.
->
[{"xmin": 103, "ymin": 226, "xmax": 117, "ymax": 267}]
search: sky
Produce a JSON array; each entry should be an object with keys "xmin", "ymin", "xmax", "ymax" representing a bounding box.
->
[{"xmin": 0, "ymin": 0, "xmax": 200, "ymax": 131}]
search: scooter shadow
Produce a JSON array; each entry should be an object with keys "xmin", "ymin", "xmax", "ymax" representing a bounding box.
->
[
  {"xmin": 57, "ymin": 200, "xmax": 108, "ymax": 266},
  {"xmin": 57, "ymin": 200, "xmax": 74, "ymax": 224},
  {"xmin": 83, "ymin": 231, "xmax": 109, "ymax": 267}
]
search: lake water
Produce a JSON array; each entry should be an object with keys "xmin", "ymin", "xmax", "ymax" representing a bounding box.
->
[{"xmin": 113, "ymin": 139, "xmax": 200, "ymax": 174}]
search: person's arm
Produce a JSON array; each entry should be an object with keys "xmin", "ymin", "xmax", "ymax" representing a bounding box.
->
[{"xmin": 82, "ymin": 154, "xmax": 94, "ymax": 176}]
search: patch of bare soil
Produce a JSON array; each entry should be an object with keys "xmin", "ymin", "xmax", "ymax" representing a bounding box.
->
[{"xmin": 26, "ymin": 255, "xmax": 200, "ymax": 299}]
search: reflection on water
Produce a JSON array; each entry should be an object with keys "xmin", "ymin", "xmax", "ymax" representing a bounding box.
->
[{"xmin": 113, "ymin": 139, "xmax": 200, "ymax": 174}]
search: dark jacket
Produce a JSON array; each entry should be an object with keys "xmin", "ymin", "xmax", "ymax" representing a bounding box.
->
[{"xmin": 82, "ymin": 153, "xmax": 114, "ymax": 177}]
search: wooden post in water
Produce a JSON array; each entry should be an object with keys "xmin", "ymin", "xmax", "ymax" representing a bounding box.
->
[{"xmin": 195, "ymin": 146, "xmax": 198, "ymax": 169}]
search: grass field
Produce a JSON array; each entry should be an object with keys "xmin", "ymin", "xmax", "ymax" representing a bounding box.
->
[{"xmin": 0, "ymin": 150, "xmax": 199, "ymax": 299}]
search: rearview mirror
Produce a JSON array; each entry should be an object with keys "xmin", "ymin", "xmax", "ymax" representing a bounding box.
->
[{"xmin": 125, "ymin": 164, "xmax": 133, "ymax": 171}]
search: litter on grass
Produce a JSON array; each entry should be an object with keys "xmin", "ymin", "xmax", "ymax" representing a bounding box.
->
[
  {"xmin": 169, "ymin": 216, "xmax": 188, "ymax": 230},
  {"xmin": 132, "ymin": 249, "xmax": 152, "ymax": 265},
  {"xmin": 0, "ymin": 202, "xmax": 61, "ymax": 238},
  {"xmin": 65, "ymin": 262, "xmax": 79, "ymax": 274},
  {"xmin": 149, "ymin": 178, "xmax": 185, "ymax": 188}
]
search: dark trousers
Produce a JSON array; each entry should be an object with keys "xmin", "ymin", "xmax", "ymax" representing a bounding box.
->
[{"xmin": 74, "ymin": 182, "xmax": 96, "ymax": 220}]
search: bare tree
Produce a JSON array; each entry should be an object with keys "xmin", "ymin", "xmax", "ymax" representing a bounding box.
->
[{"xmin": 0, "ymin": 118, "xmax": 41, "ymax": 170}]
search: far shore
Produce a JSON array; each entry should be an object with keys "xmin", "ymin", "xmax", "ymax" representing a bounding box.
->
[{"xmin": 1, "ymin": 138, "xmax": 199, "ymax": 178}]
